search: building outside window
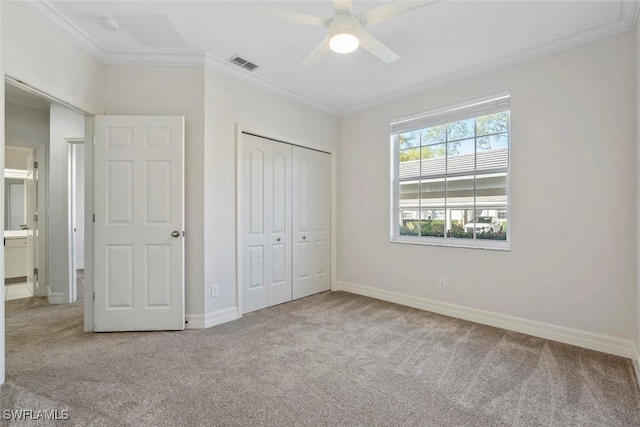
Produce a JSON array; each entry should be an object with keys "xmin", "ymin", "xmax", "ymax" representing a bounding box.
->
[{"xmin": 391, "ymin": 94, "xmax": 510, "ymax": 249}]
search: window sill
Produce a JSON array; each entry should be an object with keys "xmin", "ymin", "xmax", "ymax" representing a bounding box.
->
[{"xmin": 391, "ymin": 236, "xmax": 510, "ymax": 251}]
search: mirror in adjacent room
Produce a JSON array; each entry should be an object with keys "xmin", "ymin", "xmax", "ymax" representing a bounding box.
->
[
  {"xmin": 5, "ymin": 175, "xmax": 27, "ymax": 231},
  {"xmin": 4, "ymin": 147, "xmax": 31, "ymax": 232}
]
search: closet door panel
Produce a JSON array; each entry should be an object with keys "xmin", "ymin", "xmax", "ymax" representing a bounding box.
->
[
  {"xmin": 268, "ymin": 148, "xmax": 292, "ymax": 306},
  {"xmin": 292, "ymin": 153, "xmax": 313, "ymax": 299},
  {"xmin": 312, "ymin": 155, "xmax": 331, "ymax": 293},
  {"xmin": 240, "ymin": 134, "xmax": 292, "ymax": 313},
  {"xmin": 292, "ymin": 147, "xmax": 331, "ymax": 299}
]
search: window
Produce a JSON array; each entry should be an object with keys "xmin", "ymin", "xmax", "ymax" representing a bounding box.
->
[{"xmin": 391, "ymin": 94, "xmax": 510, "ymax": 249}]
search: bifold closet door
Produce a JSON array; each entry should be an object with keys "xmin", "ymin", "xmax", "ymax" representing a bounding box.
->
[
  {"xmin": 240, "ymin": 134, "xmax": 292, "ymax": 314},
  {"xmin": 292, "ymin": 146, "xmax": 331, "ymax": 299}
]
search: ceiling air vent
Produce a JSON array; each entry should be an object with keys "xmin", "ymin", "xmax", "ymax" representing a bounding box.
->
[{"xmin": 230, "ymin": 56, "xmax": 259, "ymax": 72}]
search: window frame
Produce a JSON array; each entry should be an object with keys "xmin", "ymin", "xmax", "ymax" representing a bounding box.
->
[{"xmin": 390, "ymin": 93, "xmax": 511, "ymax": 251}]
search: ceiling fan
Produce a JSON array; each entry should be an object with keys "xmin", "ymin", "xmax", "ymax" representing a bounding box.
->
[{"xmin": 258, "ymin": 0, "xmax": 440, "ymax": 66}]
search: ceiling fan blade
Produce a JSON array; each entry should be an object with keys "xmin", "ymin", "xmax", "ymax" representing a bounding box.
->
[
  {"xmin": 359, "ymin": 0, "xmax": 440, "ymax": 27},
  {"xmin": 359, "ymin": 31, "xmax": 400, "ymax": 63},
  {"xmin": 333, "ymin": 0, "xmax": 353, "ymax": 15},
  {"xmin": 255, "ymin": 6, "xmax": 329, "ymax": 27},
  {"xmin": 303, "ymin": 37, "xmax": 331, "ymax": 66}
]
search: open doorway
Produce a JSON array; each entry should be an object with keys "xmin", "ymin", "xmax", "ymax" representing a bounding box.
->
[
  {"xmin": 4, "ymin": 81, "xmax": 85, "ymax": 306},
  {"xmin": 4, "ymin": 82, "xmax": 48, "ymax": 302}
]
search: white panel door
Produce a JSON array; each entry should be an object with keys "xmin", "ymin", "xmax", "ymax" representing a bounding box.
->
[
  {"xmin": 94, "ymin": 116, "xmax": 185, "ymax": 331},
  {"xmin": 240, "ymin": 134, "xmax": 292, "ymax": 314},
  {"xmin": 292, "ymin": 147, "xmax": 331, "ymax": 299}
]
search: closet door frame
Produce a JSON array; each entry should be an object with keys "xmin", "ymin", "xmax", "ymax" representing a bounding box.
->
[{"xmin": 236, "ymin": 125, "xmax": 335, "ymax": 317}]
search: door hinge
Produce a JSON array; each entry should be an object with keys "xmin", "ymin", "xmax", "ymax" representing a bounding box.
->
[
  {"xmin": 183, "ymin": 231, "xmax": 185, "ymax": 237},
  {"xmin": 33, "ymin": 268, "xmax": 38, "ymax": 276},
  {"xmin": 93, "ymin": 214, "xmax": 95, "ymax": 223},
  {"xmin": 93, "ymin": 292, "xmax": 96, "ymax": 301},
  {"xmin": 33, "ymin": 161, "xmax": 38, "ymax": 169},
  {"xmin": 33, "ymin": 214, "xmax": 38, "ymax": 222}
]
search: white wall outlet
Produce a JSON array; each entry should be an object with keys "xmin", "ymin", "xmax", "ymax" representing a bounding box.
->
[
  {"xmin": 439, "ymin": 279, "xmax": 446, "ymax": 290},
  {"xmin": 211, "ymin": 284, "xmax": 219, "ymax": 297}
]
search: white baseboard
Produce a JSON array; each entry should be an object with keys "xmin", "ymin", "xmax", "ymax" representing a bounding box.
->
[
  {"xmin": 632, "ymin": 347, "xmax": 640, "ymax": 389},
  {"xmin": 47, "ymin": 290, "xmax": 65, "ymax": 305},
  {"xmin": 334, "ymin": 281, "xmax": 637, "ymax": 359},
  {"xmin": 185, "ymin": 307, "xmax": 238, "ymax": 329},
  {"xmin": 34, "ymin": 284, "xmax": 48, "ymax": 298}
]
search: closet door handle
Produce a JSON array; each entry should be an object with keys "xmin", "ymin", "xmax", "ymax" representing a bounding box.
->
[
  {"xmin": 276, "ymin": 238, "xmax": 281, "ymax": 242},
  {"xmin": 302, "ymin": 236, "xmax": 306, "ymax": 240},
  {"xmin": 171, "ymin": 230, "xmax": 180, "ymax": 238}
]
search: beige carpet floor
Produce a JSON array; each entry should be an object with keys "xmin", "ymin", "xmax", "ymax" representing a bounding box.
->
[{"xmin": 1, "ymin": 290, "xmax": 639, "ymax": 426}]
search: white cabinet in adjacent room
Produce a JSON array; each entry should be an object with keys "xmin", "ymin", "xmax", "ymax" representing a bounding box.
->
[{"xmin": 5, "ymin": 235, "xmax": 28, "ymax": 279}]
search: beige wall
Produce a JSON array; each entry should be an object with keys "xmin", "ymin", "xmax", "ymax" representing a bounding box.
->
[
  {"xmin": 4, "ymin": 146, "xmax": 30, "ymax": 170},
  {"xmin": 2, "ymin": 1, "xmax": 103, "ymax": 113},
  {"xmin": 1, "ymin": 0, "xmax": 638, "ymax": 357},
  {"xmin": 48, "ymin": 104, "xmax": 85, "ymax": 303},
  {"xmin": 203, "ymin": 69, "xmax": 339, "ymax": 316},
  {"xmin": 5, "ymin": 103, "xmax": 49, "ymax": 146},
  {"xmin": 337, "ymin": 31, "xmax": 637, "ymax": 341},
  {"xmin": 101, "ymin": 66, "xmax": 340, "ymax": 321},
  {"xmin": 0, "ymin": 0, "xmax": 340, "ymax": 323}
]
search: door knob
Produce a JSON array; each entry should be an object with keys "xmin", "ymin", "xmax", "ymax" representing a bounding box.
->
[
  {"xmin": 171, "ymin": 230, "xmax": 180, "ymax": 238},
  {"xmin": 303, "ymin": 236, "xmax": 307, "ymax": 240}
]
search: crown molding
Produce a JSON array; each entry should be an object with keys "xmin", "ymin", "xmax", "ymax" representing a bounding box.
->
[
  {"xmin": 97, "ymin": 52, "xmax": 338, "ymax": 114},
  {"xmin": 338, "ymin": 0, "xmax": 640, "ymax": 115},
  {"xmin": 100, "ymin": 51, "xmax": 207, "ymax": 67},
  {"xmin": 17, "ymin": 0, "xmax": 339, "ymax": 115},
  {"xmin": 18, "ymin": 0, "xmax": 105, "ymax": 61},
  {"xmin": 18, "ymin": 0, "xmax": 640, "ymax": 117},
  {"xmin": 202, "ymin": 54, "xmax": 338, "ymax": 115}
]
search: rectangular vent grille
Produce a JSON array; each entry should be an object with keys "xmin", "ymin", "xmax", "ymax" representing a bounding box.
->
[{"xmin": 230, "ymin": 56, "xmax": 259, "ymax": 72}]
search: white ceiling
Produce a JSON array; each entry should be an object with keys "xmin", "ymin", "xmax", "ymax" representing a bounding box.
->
[{"xmin": 21, "ymin": 0, "xmax": 639, "ymax": 114}]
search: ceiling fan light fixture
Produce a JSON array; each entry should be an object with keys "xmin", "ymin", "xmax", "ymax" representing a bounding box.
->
[
  {"xmin": 330, "ymin": 33, "xmax": 359, "ymax": 54},
  {"xmin": 328, "ymin": 14, "xmax": 361, "ymax": 54}
]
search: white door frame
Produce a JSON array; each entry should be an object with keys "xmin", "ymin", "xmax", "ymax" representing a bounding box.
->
[
  {"xmin": 235, "ymin": 124, "xmax": 336, "ymax": 317},
  {"xmin": 66, "ymin": 138, "xmax": 84, "ymax": 303},
  {"xmin": 83, "ymin": 118, "xmax": 94, "ymax": 332}
]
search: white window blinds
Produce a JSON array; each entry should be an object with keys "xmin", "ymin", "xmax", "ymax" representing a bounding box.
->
[{"xmin": 391, "ymin": 93, "xmax": 511, "ymax": 135}]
